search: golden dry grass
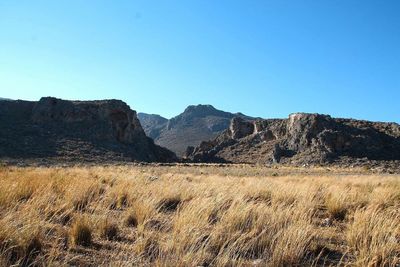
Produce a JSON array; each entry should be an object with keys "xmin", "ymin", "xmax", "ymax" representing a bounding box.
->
[{"xmin": 0, "ymin": 164, "xmax": 399, "ymax": 266}]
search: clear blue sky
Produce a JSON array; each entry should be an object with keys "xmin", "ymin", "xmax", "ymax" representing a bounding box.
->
[{"xmin": 1, "ymin": 1, "xmax": 399, "ymax": 122}]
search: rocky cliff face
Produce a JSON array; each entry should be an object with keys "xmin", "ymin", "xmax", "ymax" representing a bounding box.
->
[
  {"xmin": 138, "ymin": 105, "xmax": 253, "ymax": 156},
  {"xmin": 0, "ymin": 97, "xmax": 176, "ymax": 163},
  {"xmin": 186, "ymin": 113, "xmax": 400, "ymax": 165},
  {"xmin": 31, "ymin": 97, "xmax": 147, "ymax": 143}
]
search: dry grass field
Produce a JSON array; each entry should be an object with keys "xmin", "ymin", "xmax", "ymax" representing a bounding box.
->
[{"xmin": 0, "ymin": 164, "xmax": 399, "ymax": 266}]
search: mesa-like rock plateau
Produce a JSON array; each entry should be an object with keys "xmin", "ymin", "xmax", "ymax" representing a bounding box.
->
[
  {"xmin": 186, "ymin": 113, "xmax": 400, "ymax": 170},
  {"xmin": 0, "ymin": 97, "xmax": 176, "ymax": 163}
]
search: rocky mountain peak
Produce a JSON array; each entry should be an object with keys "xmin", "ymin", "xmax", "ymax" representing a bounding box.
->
[
  {"xmin": 183, "ymin": 104, "xmax": 218, "ymax": 116},
  {"xmin": 177, "ymin": 104, "xmax": 242, "ymax": 123},
  {"xmin": 138, "ymin": 105, "xmax": 253, "ymax": 156}
]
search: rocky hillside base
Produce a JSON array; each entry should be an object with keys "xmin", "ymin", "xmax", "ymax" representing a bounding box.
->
[
  {"xmin": 186, "ymin": 113, "xmax": 400, "ymax": 170},
  {"xmin": 0, "ymin": 98, "xmax": 176, "ymax": 163}
]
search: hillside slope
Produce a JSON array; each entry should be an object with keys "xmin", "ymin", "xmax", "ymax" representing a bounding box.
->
[{"xmin": 138, "ymin": 105, "xmax": 253, "ymax": 156}]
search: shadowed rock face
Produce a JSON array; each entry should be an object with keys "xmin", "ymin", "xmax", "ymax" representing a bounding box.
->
[
  {"xmin": 186, "ymin": 113, "xmax": 400, "ymax": 165},
  {"xmin": 0, "ymin": 97, "xmax": 176, "ymax": 163}
]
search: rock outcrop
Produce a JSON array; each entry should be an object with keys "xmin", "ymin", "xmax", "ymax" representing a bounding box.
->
[
  {"xmin": 230, "ymin": 117, "xmax": 254, "ymax": 139},
  {"xmin": 0, "ymin": 97, "xmax": 176, "ymax": 163},
  {"xmin": 185, "ymin": 113, "xmax": 400, "ymax": 166},
  {"xmin": 138, "ymin": 105, "xmax": 254, "ymax": 156}
]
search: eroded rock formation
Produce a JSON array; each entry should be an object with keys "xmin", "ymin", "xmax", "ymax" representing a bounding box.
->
[
  {"xmin": 0, "ymin": 97, "xmax": 176, "ymax": 163},
  {"xmin": 185, "ymin": 113, "xmax": 400, "ymax": 166}
]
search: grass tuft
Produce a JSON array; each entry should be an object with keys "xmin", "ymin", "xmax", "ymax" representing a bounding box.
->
[
  {"xmin": 70, "ymin": 217, "xmax": 92, "ymax": 247},
  {"xmin": 325, "ymin": 193, "xmax": 348, "ymax": 221},
  {"xmin": 124, "ymin": 210, "xmax": 138, "ymax": 227},
  {"xmin": 157, "ymin": 196, "xmax": 182, "ymax": 213},
  {"xmin": 99, "ymin": 219, "xmax": 119, "ymax": 241}
]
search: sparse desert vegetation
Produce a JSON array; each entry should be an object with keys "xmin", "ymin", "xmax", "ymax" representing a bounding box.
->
[{"xmin": 0, "ymin": 164, "xmax": 399, "ymax": 266}]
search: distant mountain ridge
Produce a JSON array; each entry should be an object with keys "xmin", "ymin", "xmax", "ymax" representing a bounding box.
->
[{"xmin": 138, "ymin": 104, "xmax": 254, "ymax": 156}]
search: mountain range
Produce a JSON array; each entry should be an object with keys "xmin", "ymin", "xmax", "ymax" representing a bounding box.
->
[
  {"xmin": 1, "ymin": 97, "xmax": 399, "ymax": 169},
  {"xmin": 138, "ymin": 105, "xmax": 253, "ymax": 156}
]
